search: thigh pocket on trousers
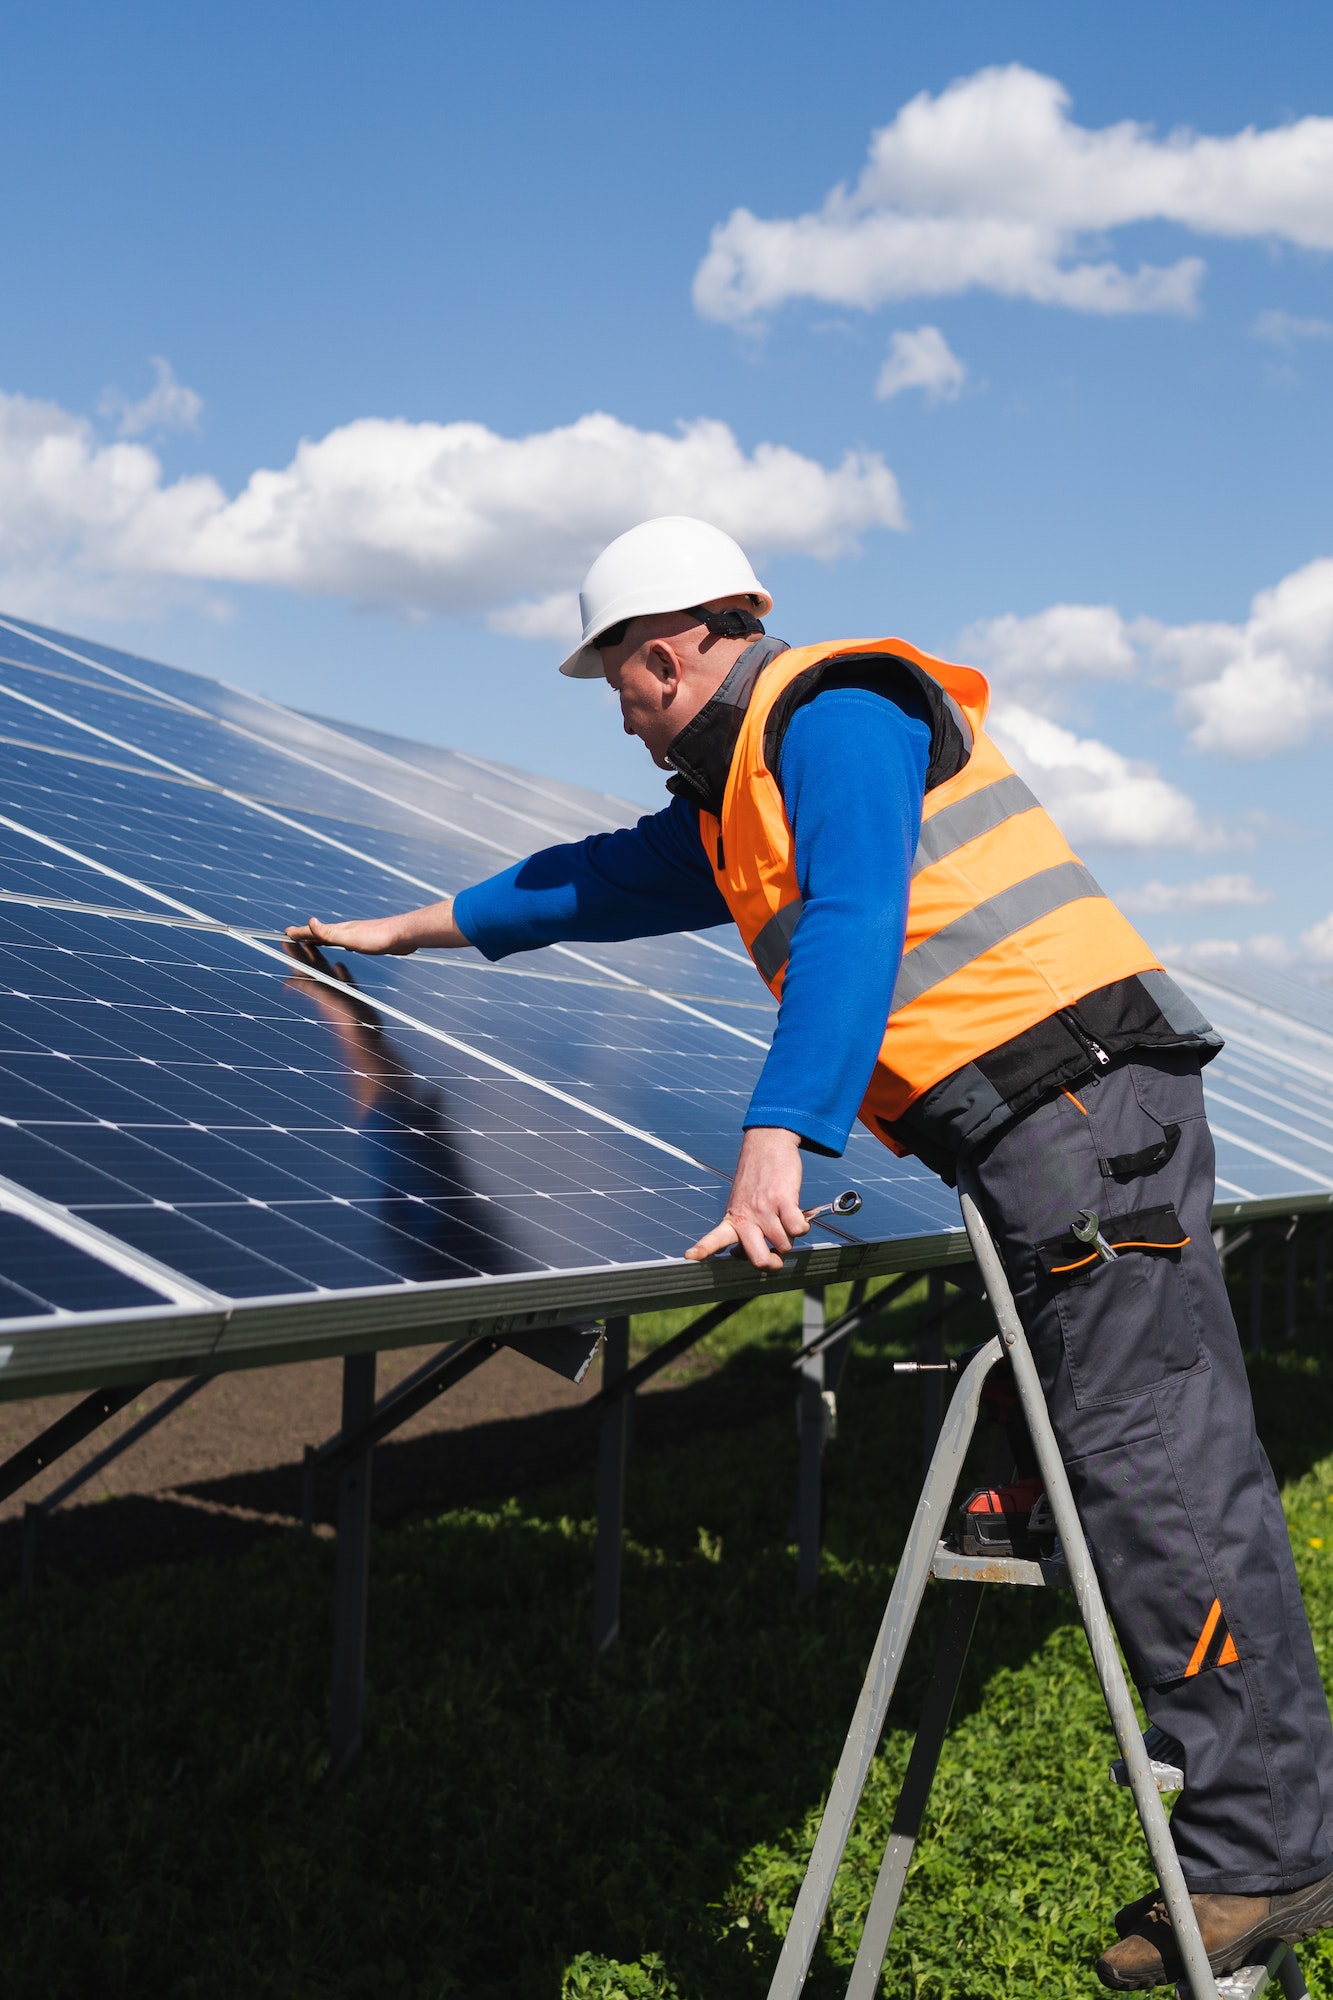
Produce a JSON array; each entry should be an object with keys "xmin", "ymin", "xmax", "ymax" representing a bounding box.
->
[
  {"xmin": 1065, "ymin": 1426, "xmax": 1214, "ymax": 1689},
  {"xmin": 1054, "ymin": 1248, "xmax": 1207, "ymax": 1409}
]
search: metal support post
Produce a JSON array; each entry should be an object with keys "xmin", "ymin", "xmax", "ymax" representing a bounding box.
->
[
  {"xmin": 592, "ymin": 1316, "xmax": 631, "ymax": 1652},
  {"xmin": 329, "ymin": 1352, "xmax": 377, "ymax": 1784},
  {"xmin": 1284, "ymin": 1222, "xmax": 1299, "ymax": 1342},
  {"xmin": 1249, "ymin": 1241, "xmax": 1265, "ymax": 1354},
  {"xmin": 1317, "ymin": 1229, "xmax": 1328, "ymax": 1319},
  {"xmin": 918, "ymin": 1269, "xmax": 946, "ymax": 1468},
  {"xmin": 796, "ymin": 1287, "xmax": 827, "ymax": 1596},
  {"xmin": 18, "ymin": 1375, "xmax": 212, "ymax": 1593}
]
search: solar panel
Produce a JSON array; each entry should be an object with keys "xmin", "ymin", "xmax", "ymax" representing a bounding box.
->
[{"xmin": 0, "ymin": 607, "xmax": 1324, "ymax": 1401}]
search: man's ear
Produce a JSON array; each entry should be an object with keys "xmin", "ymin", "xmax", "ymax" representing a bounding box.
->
[{"xmin": 643, "ymin": 640, "xmax": 682, "ymax": 694}]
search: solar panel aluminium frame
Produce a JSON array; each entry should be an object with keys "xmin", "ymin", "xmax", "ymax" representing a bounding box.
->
[{"xmin": 0, "ymin": 1222, "xmax": 969, "ymax": 1403}]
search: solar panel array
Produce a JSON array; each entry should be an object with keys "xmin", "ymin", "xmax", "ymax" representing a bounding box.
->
[
  {"xmin": 0, "ymin": 613, "xmax": 972, "ymax": 1392},
  {"xmin": 0, "ymin": 610, "xmax": 1326, "ymax": 1396}
]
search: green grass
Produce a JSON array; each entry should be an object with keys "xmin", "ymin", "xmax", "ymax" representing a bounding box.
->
[{"xmin": 2, "ymin": 1271, "xmax": 1332, "ymax": 1999}]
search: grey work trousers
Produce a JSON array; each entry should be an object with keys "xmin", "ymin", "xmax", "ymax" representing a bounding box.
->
[{"xmin": 969, "ymin": 1049, "xmax": 1333, "ymax": 1893}]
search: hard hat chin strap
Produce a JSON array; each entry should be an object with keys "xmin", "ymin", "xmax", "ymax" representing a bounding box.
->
[{"xmin": 684, "ymin": 603, "xmax": 766, "ymax": 641}]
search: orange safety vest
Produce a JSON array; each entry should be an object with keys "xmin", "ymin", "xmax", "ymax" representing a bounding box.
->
[{"xmin": 697, "ymin": 638, "xmax": 1163, "ymax": 1150}]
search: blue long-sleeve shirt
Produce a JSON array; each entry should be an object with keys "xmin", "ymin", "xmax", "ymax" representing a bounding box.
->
[{"xmin": 453, "ymin": 683, "xmax": 931, "ymax": 1155}]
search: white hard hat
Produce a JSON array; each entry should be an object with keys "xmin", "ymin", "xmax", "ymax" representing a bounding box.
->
[{"xmin": 558, "ymin": 516, "xmax": 772, "ymax": 678}]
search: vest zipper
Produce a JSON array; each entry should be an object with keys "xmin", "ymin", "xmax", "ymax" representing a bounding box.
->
[{"xmin": 1059, "ymin": 1007, "xmax": 1110, "ymax": 1068}]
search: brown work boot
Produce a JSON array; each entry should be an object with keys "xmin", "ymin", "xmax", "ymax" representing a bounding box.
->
[{"xmin": 1096, "ymin": 1869, "xmax": 1333, "ymax": 1988}]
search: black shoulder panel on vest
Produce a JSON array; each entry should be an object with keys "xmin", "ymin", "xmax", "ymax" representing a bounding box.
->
[{"xmin": 761, "ymin": 653, "xmax": 970, "ymax": 793}]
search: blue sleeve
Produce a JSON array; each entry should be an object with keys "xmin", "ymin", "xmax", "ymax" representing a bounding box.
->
[
  {"xmin": 452, "ymin": 794, "xmax": 730, "ymax": 958},
  {"xmin": 743, "ymin": 685, "xmax": 930, "ymax": 1155}
]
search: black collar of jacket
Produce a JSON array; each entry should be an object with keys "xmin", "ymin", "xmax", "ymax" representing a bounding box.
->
[{"xmin": 663, "ymin": 635, "xmax": 790, "ymax": 816}]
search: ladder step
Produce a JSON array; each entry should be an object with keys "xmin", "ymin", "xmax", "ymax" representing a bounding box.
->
[
  {"xmin": 1111, "ymin": 1723, "xmax": 1187, "ymax": 1794},
  {"xmin": 931, "ymin": 1541, "xmax": 1070, "ymax": 1588},
  {"xmin": 1109, "ymin": 1754, "xmax": 1185, "ymax": 1792},
  {"xmin": 1175, "ymin": 1939, "xmax": 1309, "ymax": 1999}
]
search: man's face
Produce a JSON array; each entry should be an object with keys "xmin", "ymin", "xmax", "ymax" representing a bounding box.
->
[{"xmin": 601, "ymin": 640, "xmax": 682, "ymax": 769}]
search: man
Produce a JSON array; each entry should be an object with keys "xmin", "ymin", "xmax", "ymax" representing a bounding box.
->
[{"xmin": 288, "ymin": 515, "xmax": 1333, "ymax": 1988}]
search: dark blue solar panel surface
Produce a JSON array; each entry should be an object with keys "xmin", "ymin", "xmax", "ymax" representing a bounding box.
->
[{"xmin": 0, "ymin": 609, "xmax": 1325, "ymax": 1341}]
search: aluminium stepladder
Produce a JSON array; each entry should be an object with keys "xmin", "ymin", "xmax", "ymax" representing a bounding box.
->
[{"xmin": 766, "ymin": 1175, "xmax": 1311, "ymax": 2000}]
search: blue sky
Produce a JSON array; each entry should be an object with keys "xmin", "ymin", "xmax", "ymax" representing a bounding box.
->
[{"xmin": 2, "ymin": 2, "xmax": 1332, "ymax": 968}]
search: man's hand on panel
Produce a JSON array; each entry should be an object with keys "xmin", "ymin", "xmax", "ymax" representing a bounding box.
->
[
  {"xmin": 284, "ymin": 899, "xmax": 470, "ymax": 961},
  {"xmin": 685, "ymin": 1125, "xmax": 808, "ymax": 1271}
]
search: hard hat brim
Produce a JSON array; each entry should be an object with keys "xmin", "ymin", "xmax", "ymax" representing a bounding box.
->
[
  {"xmin": 557, "ymin": 583, "xmax": 774, "ymax": 679},
  {"xmin": 558, "ymin": 642, "xmax": 609, "ymax": 679}
]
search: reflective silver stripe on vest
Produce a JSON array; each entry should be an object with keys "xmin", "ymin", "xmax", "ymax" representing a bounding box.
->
[
  {"xmin": 891, "ymin": 861, "xmax": 1105, "ymax": 1011},
  {"xmin": 752, "ymin": 897, "xmax": 804, "ymax": 984},
  {"xmin": 912, "ymin": 773, "xmax": 1041, "ymax": 876}
]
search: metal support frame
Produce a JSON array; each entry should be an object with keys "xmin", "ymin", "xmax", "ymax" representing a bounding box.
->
[
  {"xmin": 1250, "ymin": 1240, "xmax": 1266, "ymax": 1355},
  {"xmin": 765, "ymin": 1182, "xmax": 1225, "ymax": 2000},
  {"xmin": 591, "ymin": 1299, "xmax": 744, "ymax": 1649},
  {"xmin": 593, "ymin": 1317, "xmax": 630, "ymax": 1653},
  {"xmin": 0, "ymin": 1380, "xmax": 152, "ymax": 1507},
  {"xmin": 329, "ymin": 1353, "xmax": 377, "ymax": 1784},
  {"xmin": 917, "ymin": 1270, "xmax": 946, "ymax": 1467},
  {"xmin": 796, "ymin": 1288, "xmax": 828, "ymax": 1596},
  {"xmin": 1284, "ymin": 1220, "xmax": 1299, "ymax": 1343},
  {"xmin": 1317, "ymin": 1229, "xmax": 1328, "ymax": 1320},
  {"xmin": 20, "ymin": 1375, "xmax": 210, "ymax": 1594},
  {"xmin": 302, "ymin": 1337, "xmax": 502, "ymax": 1534}
]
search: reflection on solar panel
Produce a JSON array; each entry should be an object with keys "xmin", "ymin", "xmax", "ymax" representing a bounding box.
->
[{"xmin": 0, "ymin": 607, "xmax": 1327, "ymax": 1399}]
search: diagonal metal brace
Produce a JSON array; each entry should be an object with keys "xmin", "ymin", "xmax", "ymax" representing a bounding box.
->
[
  {"xmin": 0, "ymin": 1381, "xmax": 153, "ymax": 1506},
  {"xmin": 591, "ymin": 1299, "xmax": 745, "ymax": 1407}
]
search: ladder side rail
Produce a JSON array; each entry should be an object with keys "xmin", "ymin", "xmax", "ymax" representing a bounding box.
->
[
  {"xmin": 844, "ymin": 1583, "xmax": 985, "ymax": 2000},
  {"xmin": 764, "ymin": 1333, "xmax": 1004, "ymax": 2000}
]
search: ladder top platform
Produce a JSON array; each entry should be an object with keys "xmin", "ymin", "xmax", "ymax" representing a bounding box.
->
[{"xmin": 931, "ymin": 1540, "xmax": 1071, "ymax": 1589}]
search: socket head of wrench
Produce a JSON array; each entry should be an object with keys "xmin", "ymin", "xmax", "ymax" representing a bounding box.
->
[{"xmin": 829, "ymin": 1190, "xmax": 862, "ymax": 1215}]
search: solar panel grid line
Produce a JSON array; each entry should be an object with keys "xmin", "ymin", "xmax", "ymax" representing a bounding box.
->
[
  {"xmin": 0, "ymin": 618, "xmax": 758, "ymax": 989},
  {"xmin": 0, "ymin": 617, "xmax": 529, "ymax": 861},
  {"xmin": 0, "ymin": 663, "xmax": 775, "ymax": 1052},
  {"xmin": 0, "ymin": 813, "xmax": 721, "ymax": 1174},
  {"xmin": 0, "ymin": 1166, "xmax": 222, "ymax": 1308},
  {"xmin": 446, "ymin": 743, "xmax": 647, "ymax": 822},
  {"xmin": 1205, "ymin": 1124, "xmax": 1333, "ymax": 1192},
  {"xmin": 242, "ymin": 698, "xmax": 621, "ymax": 847},
  {"xmin": 1205, "ymin": 1088, "xmax": 1333, "ymax": 1159},
  {"xmin": 1176, "ymin": 968, "xmax": 1333, "ymax": 1058}
]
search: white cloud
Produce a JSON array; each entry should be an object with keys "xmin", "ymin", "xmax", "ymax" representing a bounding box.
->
[
  {"xmin": 694, "ymin": 65, "xmax": 1333, "ymax": 323},
  {"xmin": 0, "ymin": 392, "xmax": 906, "ymax": 624},
  {"xmin": 1253, "ymin": 309, "xmax": 1333, "ymax": 348},
  {"xmin": 989, "ymin": 702, "xmax": 1214, "ymax": 851},
  {"xmin": 486, "ymin": 590, "xmax": 582, "ymax": 642},
  {"xmin": 960, "ymin": 553, "xmax": 1333, "ymax": 761},
  {"xmin": 99, "ymin": 357, "xmax": 203, "ymax": 439},
  {"xmin": 1145, "ymin": 556, "xmax": 1333, "ymax": 756},
  {"xmin": 1163, "ymin": 933, "xmax": 1293, "ymax": 967},
  {"xmin": 875, "ymin": 325, "xmax": 967, "ymax": 402},
  {"xmin": 960, "ymin": 603, "xmax": 1136, "ymax": 695},
  {"xmin": 1300, "ymin": 914, "xmax": 1333, "ymax": 963},
  {"xmin": 1119, "ymin": 873, "xmax": 1273, "ymax": 915}
]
